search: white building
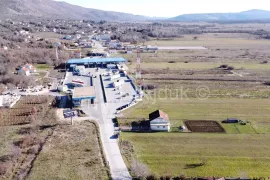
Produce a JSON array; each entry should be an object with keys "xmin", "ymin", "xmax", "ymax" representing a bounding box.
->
[
  {"xmin": 57, "ymin": 85, "xmax": 68, "ymax": 92},
  {"xmin": 0, "ymin": 94, "xmax": 21, "ymax": 108},
  {"xmin": 149, "ymin": 110, "xmax": 170, "ymax": 132}
]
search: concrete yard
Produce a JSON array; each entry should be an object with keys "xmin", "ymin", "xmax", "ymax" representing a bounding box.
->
[{"xmin": 65, "ymin": 71, "xmax": 92, "ymax": 88}]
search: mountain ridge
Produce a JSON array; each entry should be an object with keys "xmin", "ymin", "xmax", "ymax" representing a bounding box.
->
[
  {"xmin": 170, "ymin": 9, "xmax": 270, "ymax": 21},
  {"xmin": 0, "ymin": 0, "xmax": 149, "ymax": 21}
]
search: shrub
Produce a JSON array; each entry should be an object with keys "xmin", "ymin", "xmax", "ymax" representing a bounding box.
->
[
  {"xmin": 142, "ymin": 84, "xmax": 158, "ymax": 90},
  {"xmin": 261, "ymin": 60, "xmax": 268, "ymax": 64},
  {"xmin": 131, "ymin": 159, "xmax": 150, "ymax": 179},
  {"xmin": 184, "ymin": 61, "xmax": 189, "ymax": 63},
  {"xmin": 168, "ymin": 61, "xmax": 176, "ymax": 63},
  {"xmin": 226, "ymin": 66, "xmax": 234, "ymax": 70},
  {"xmin": 264, "ymin": 81, "xmax": 270, "ymax": 86},
  {"xmin": 0, "ymin": 161, "xmax": 11, "ymax": 176},
  {"xmin": 219, "ymin": 64, "xmax": 234, "ymax": 70},
  {"xmin": 219, "ymin": 64, "xmax": 228, "ymax": 69},
  {"xmin": 146, "ymin": 175, "xmax": 158, "ymax": 180},
  {"xmin": 160, "ymin": 176, "xmax": 172, "ymax": 180}
]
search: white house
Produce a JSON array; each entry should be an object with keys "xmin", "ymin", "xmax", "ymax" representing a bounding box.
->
[{"xmin": 149, "ymin": 110, "xmax": 170, "ymax": 132}]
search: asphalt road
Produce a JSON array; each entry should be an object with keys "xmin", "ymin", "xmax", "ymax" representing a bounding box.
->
[
  {"xmin": 80, "ymin": 70, "xmax": 132, "ymax": 179},
  {"xmin": 81, "ymin": 41, "xmax": 132, "ymax": 180}
]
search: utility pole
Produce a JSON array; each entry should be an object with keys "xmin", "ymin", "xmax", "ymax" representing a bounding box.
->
[
  {"xmin": 136, "ymin": 46, "xmax": 142, "ymax": 98},
  {"xmin": 55, "ymin": 47, "xmax": 59, "ymax": 61},
  {"xmin": 54, "ymin": 42, "xmax": 61, "ymax": 61}
]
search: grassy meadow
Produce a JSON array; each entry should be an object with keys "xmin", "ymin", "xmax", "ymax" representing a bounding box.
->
[
  {"xmin": 119, "ymin": 33, "xmax": 270, "ymax": 177},
  {"xmin": 28, "ymin": 121, "xmax": 109, "ymax": 180},
  {"xmin": 121, "ymin": 132, "xmax": 270, "ymax": 177}
]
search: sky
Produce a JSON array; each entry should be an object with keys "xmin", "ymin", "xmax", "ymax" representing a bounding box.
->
[{"xmin": 58, "ymin": 0, "xmax": 270, "ymax": 17}]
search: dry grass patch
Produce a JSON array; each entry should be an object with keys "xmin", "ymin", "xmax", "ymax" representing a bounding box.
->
[{"xmin": 28, "ymin": 121, "xmax": 109, "ymax": 180}]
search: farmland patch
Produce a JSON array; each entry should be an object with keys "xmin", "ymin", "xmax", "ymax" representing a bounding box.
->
[{"xmin": 185, "ymin": 120, "xmax": 225, "ymax": 133}]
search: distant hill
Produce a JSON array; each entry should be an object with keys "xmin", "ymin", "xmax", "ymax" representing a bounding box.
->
[
  {"xmin": 171, "ymin": 9, "xmax": 270, "ymax": 22},
  {"xmin": 0, "ymin": 0, "xmax": 148, "ymax": 21}
]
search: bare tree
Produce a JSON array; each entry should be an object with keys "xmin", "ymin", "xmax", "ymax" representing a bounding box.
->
[{"xmin": 131, "ymin": 159, "xmax": 150, "ymax": 179}]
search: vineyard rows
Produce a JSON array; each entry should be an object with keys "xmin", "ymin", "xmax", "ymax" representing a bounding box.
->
[{"xmin": 0, "ymin": 96, "xmax": 55, "ymax": 126}]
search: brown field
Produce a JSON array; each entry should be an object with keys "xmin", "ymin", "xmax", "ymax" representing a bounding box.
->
[
  {"xmin": 0, "ymin": 95, "xmax": 59, "ymax": 180},
  {"xmin": 0, "ymin": 96, "xmax": 56, "ymax": 126},
  {"xmin": 185, "ymin": 120, "xmax": 225, "ymax": 133},
  {"xmin": 28, "ymin": 121, "xmax": 109, "ymax": 180}
]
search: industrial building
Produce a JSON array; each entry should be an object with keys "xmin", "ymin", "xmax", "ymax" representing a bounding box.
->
[
  {"xmin": 72, "ymin": 86, "xmax": 96, "ymax": 107},
  {"xmin": 67, "ymin": 57, "xmax": 126, "ymax": 68}
]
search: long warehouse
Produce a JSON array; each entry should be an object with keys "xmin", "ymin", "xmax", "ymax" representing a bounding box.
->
[{"xmin": 67, "ymin": 57, "xmax": 126, "ymax": 68}]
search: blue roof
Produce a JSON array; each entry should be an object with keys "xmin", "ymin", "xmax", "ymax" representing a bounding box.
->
[{"xmin": 67, "ymin": 57, "xmax": 126, "ymax": 64}]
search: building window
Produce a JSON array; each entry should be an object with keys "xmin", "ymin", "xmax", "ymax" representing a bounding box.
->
[
  {"xmin": 157, "ymin": 126, "xmax": 160, "ymax": 128},
  {"xmin": 163, "ymin": 126, "xmax": 166, "ymax": 128}
]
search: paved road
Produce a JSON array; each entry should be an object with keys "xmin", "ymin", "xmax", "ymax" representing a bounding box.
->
[
  {"xmin": 53, "ymin": 41, "xmax": 132, "ymax": 179},
  {"xmin": 81, "ymin": 69, "xmax": 132, "ymax": 180},
  {"xmin": 79, "ymin": 41, "xmax": 132, "ymax": 179}
]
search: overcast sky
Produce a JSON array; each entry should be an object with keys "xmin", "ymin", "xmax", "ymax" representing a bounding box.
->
[{"xmin": 58, "ymin": 0, "xmax": 270, "ymax": 17}]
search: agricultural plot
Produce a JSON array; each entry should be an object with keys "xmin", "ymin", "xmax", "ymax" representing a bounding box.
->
[
  {"xmin": 121, "ymin": 132, "xmax": 270, "ymax": 177},
  {"xmin": 0, "ymin": 96, "xmax": 56, "ymax": 126},
  {"xmin": 185, "ymin": 120, "xmax": 225, "ymax": 133},
  {"xmin": 120, "ymin": 33, "xmax": 270, "ymax": 177},
  {"xmin": 118, "ymin": 98, "xmax": 270, "ymax": 133}
]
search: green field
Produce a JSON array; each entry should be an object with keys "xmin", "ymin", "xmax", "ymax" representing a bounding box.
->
[
  {"xmin": 119, "ymin": 98, "xmax": 270, "ymax": 133},
  {"xmin": 121, "ymin": 132, "xmax": 270, "ymax": 177},
  {"xmin": 145, "ymin": 36, "xmax": 270, "ymax": 48},
  {"xmin": 129, "ymin": 62, "xmax": 270, "ymax": 70},
  {"xmin": 121, "ymin": 33, "xmax": 270, "ymax": 178},
  {"xmin": 35, "ymin": 64, "xmax": 52, "ymax": 70}
]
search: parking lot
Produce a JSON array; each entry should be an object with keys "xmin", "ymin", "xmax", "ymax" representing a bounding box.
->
[
  {"xmin": 64, "ymin": 65, "xmax": 137, "ymax": 112},
  {"xmin": 102, "ymin": 72, "xmax": 137, "ymax": 111},
  {"xmin": 65, "ymin": 71, "xmax": 92, "ymax": 88}
]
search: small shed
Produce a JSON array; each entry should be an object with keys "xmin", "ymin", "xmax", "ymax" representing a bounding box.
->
[
  {"xmin": 222, "ymin": 118, "xmax": 239, "ymax": 123},
  {"xmin": 149, "ymin": 110, "xmax": 170, "ymax": 132}
]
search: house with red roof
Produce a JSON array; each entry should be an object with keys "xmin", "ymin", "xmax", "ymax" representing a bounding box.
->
[
  {"xmin": 24, "ymin": 64, "xmax": 36, "ymax": 73},
  {"xmin": 149, "ymin": 110, "xmax": 170, "ymax": 132},
  {"xmin": 17, "ymin": 64, "xmax": 36, "ymax": 76}
]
